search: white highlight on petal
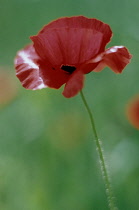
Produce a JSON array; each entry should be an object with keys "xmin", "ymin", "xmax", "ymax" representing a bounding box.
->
[
  {"xmin": 92, "ymin": 53, "xmax": 103, "ymax": 62},
  {"xmin": 86, "ymin": 52, "xmax": 104, "ymax": 64},
  {"xmin": 34, "ymin": 81, "xmax": 46, "ymax": 90},
  {"xmin": 106, "ymin": 46, "xmax": 124, "ymax": 53},
  {"xmin": 18, "ymin": 51, "xmax": 39, "ymax": 70}
]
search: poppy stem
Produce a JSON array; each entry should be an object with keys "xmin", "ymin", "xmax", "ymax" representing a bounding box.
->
[{"xmin": 80, "ymin": 90, "xmax": 117, "ymax": 210}]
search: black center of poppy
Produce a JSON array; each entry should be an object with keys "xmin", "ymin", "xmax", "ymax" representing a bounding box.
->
[{"xmin": 61, "ymin": 65, "xmax": 76, "ymax": 74}]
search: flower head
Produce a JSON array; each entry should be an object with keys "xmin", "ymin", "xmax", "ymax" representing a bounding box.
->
[
  {"xmin": 126, "ymin": 95, "xmax": 139, "ymax": 130},
  {"xmin": 14, "ymin": 16, "xmax": 132, "ymax": 98}
]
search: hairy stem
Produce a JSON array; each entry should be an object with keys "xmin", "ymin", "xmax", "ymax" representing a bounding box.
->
[{"xmin": 80, "ymin": 90, "xmax": 117, "ymax": 210}]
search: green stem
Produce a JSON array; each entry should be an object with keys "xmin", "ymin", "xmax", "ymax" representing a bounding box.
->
[{"xmin": 80, "ymin": 90, "xmax": 117, "ymax": 210}]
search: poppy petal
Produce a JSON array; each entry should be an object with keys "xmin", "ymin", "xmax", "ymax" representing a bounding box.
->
[
  {"xmin": 39, "ymin": 62, "xmax": 70, "ymax": 89},
  {"xmin": 15, "ymin": 45, "xmax": 46, "ymax": 90},
  {"xmin": 31, "ymin": 28, "xmax": 103, "ymax": 65},
  {"xmin": 39, "ymin": 16, "xmax": 112, "ymax": 51},
  {"xmin": 93, "ymin": 46, "xmax": 132, "ymax": 73},
  {"xmin": 62, "ymin": 70, "xmax": 84, "ymax": 98},
  {"xmin": 103, "ymin": 46, "xmax": 132, "ymax": 73}
]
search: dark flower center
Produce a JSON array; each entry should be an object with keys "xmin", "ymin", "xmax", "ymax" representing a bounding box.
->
[{"xmin": 61, "ymin": 65, "xmax": 76, "ymax": 74}]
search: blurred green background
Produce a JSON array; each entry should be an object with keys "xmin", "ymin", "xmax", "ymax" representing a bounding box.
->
[{"xmin": 0, "ymin": 0, "xmax": 139, "ymax": 209}]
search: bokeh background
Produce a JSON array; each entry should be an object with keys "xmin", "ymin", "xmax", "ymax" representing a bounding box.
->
[{"xmin": 0, "ymin": 0, "xmax": 139, "ymax": 209}]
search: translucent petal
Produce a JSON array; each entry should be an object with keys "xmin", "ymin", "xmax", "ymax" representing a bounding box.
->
[{"xmin": 15, "ymin": 45, "xmax": 46, "ymax": 90}]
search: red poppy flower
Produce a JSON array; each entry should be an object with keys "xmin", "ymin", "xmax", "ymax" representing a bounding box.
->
[
  {"xmin": 126, "ymin": 95, "xmax": 139, "ymax": 130},
  {"xmin": 14, "ymin": 16, "xmax": 132, "ymax": 98}
]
